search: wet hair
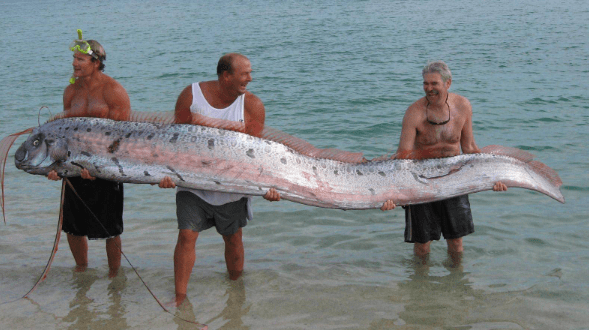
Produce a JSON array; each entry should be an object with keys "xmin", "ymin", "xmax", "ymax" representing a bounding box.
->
[
  {"xmin": 422, "ymin": 60, "xmax": 452, "ymax": 82},
  {"xmin": 216, "ymin": 53, "xmax": 247, "ymax": 76},
  {"xmin": 87, "ymin": 40, "xmax": 106, "ymax": 71}
]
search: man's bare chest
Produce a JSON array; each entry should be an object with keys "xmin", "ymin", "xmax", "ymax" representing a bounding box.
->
[{"xmin": 70, "ymin": 92, "xmax": 109, "ymax": 117}]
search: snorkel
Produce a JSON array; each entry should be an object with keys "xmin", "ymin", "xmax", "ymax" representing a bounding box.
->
[{"xmin": 69, "ymin": 29, "xmax": 99, "ymax": 84}]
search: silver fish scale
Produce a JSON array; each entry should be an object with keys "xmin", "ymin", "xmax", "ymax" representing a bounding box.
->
[{"xmin": 15, "ymin": 117, "xmax": 564, "ymax": 209}]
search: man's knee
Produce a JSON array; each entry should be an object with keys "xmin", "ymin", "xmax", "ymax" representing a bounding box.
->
[
  {"xmin": 223, "ymin": 228, "xmax": 243, "ymax": 245},
  {"xmin": 177, "ymin": 229, "xmax": 199, "ymax": 248}
]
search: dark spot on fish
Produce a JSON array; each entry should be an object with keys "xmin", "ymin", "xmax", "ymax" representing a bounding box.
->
[
  {"xmin": 166, "ymin": 165, "xmax": 185, "ymax": 182},
  {"xmin": 201, "ymin": 161, "xmax": 211, "ymax": 166},
  {"xmin": 68, "ymin": 151, "xmax": 72, "ymax": 157},
  {"xmin": 280, "ymin": 158, "xmax": 287, "ymax": 165},
  {"xmin": 147, "ymin": 134, "xmax": 154, "ymax": 140},
  {"xmin": 73, "ymin": 127, "xmax": 78, "ymax": 131},
  {"xmin": 81, "ymin": 151, "xmax": 91, "ymax": 157},
  {"xmin": 411, "ymin": 172, "xmax": 428, "ymax": 185},
  {"xmin": 369, "ymin": 188, "xmax": 375, "ymax": 195},
  {"xmin": 108, "ymin": 138, "xmax": 121, "ymax": 153},
  {"xmin": 144, "ymin": 171, "xmax": 151, "ymax": 176},
  {"xmin": 208, "ymin": 139, "xmax": 215, "ymax": 150},
  {"xmin": 356, "ymin": 170, "xmax": 363, "ymax": 175},
  {"xmin": 111, "ymin": 157, "xmax": 126, "ymax": 176},
  {"xmin": 87, "ymin": 128, "xmax": 91, "ymax": 132},
  {"xmin": 378, "ymin": 171, "xmax": 386, "ymax": 177},
  {"xmin": 169, "ymin": 133, "xmax": 179, "ymax": 143},
  {"xmin": 246, "ymin": 149, "xmax": 255, "ymax": 158},
  {"xmin": 71, "ymin": 161, "xmax": 84, "ymax": 169},
  {"xmin": 125, "ymin": 132, "xmax": 132, "ymax": 138},
  {"xmin": 334, "ymin": 170, "xmax": 339, "ymax": 175},
  {"xmin": 215, "ymin": 181, "xmax": 221, "ymax": 185},
  {"xmin": 105, "ymin": 131, "xmax": 111, "ymax": 136},
  {"xmin": 65, "ymin": 127, "xmax": 69, "ymax": 131}
]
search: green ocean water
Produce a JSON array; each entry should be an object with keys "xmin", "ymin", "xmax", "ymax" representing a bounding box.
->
[{"xmin": 1, "ymin": 0, "xmax": 588, "ymax": 329}]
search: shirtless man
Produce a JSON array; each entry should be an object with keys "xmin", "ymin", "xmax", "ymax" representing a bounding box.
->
[
  {"xmin": 48, "ymin": 33, "xmax": 131, "ymax": 277},
  {"xmin": 382, "ymin": 61, "xmax": 506, "ymax": 258},
  {"xmin": 159, "ymin": 53, "xmax": 280, "ymax": 305}
]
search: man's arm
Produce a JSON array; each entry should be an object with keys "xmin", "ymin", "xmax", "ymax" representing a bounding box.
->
[
  {"xmin": 174, "ymin": 85, "xmax": 193, "ymax": 124},
  {"xmin": 105, "ymin": 81, "xmax": 131, "ymax": 121},
  {"xmin": 459, "ymin": 98, "xmax": 480, "ymax": 154},
  {"xmin": 243, "ymin": 92, "xmax": 280, "ymax": 201},
  {"xmin": 243, "ymin": 92, "xmax": 265, "ymax": 138},
  {"xmin": 63, "ymin": 85, "xmax": 75, "ymax": 114},
  {"xmin": 394, "ymin": 106, "xmax": 419, "ymax": 159},
  {"xmin": 458, "ymin": 98, "xmax": 506, "ymax": 191}
]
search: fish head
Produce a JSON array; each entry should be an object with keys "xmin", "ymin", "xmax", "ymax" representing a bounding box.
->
[{"xmin": 14, "ymin": 129, "xmax": 69, "ymax": 175}]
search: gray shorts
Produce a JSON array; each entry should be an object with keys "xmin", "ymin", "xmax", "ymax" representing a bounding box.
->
[
  {"xmin": 404, "ymin": 195, "xmax": 474, "ymax": 244},
  {"xmin": 176, "ymin": 191, "xmax": 248, "ymax": 236}
]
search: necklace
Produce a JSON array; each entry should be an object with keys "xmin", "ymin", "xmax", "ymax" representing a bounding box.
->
[{"xmin": 426, "ymin": 94, "xmax": 451, "ymax": 125}]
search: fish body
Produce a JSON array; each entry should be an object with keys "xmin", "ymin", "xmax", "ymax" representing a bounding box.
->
[{"xmin": 13, "ymin": 117, "xmax": 564, "ymax": 209}]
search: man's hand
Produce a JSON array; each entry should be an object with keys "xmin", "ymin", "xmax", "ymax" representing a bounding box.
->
[
  {"xmin": 80, "ymin": 168, "xmax": 96, "ymax": 180},
  {"xmin": 380, "ymin": 199, "xmax": 396, "ymax": 211},
  {"xmin": 156, "ymin": 176, "xmax": 176, "ymax": 189},
  {"xmin": 47, "ymin": 170, "xmax": 60, "ymax": 181},
  {"xmin": 493, "ymin": 182, "xmax": 507, "ymax": 191},
  {"xmin": 263, "ymin": 188, "xmax": 280, "ymax": 201}
]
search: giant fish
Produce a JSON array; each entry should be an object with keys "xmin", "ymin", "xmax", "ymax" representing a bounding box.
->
[{"xmin": 4, "ymin": 113, "xmax": 564, "ymax": 212}]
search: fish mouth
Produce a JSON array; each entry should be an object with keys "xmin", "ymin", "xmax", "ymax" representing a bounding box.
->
[{"xmin": 14, "ymin": 142, "xmax": 52, "ymax": 170}]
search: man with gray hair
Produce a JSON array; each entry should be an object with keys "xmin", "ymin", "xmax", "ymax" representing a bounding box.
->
[{"xmin": 382, "ymin": 60, "xmax": 506, "ymax": 261}]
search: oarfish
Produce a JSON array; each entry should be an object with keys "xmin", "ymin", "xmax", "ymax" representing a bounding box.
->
[{"xmin": 9, "ymin": 116, "xmax": 564, "ymax": 210}]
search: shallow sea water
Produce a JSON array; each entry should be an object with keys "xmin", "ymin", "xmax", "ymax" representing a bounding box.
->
[{"xmin": 1, "ymin": 0, "xmax": 588, "ymax": 329}]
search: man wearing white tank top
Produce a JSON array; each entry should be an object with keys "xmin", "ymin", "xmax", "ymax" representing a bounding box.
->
[{"xmin": 159, "ymin": 53, "xmax": 280, "ymax": 306}]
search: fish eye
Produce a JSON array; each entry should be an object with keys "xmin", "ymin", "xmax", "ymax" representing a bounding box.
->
[{"xmin": 33, "ymin": 139, "xmax": 39, "ymax": 146}]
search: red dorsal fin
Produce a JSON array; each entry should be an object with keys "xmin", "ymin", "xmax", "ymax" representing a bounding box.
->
[
  {"xmin": 261, "ymin": 127, "xmax": 365, "ymax": 163},
  {"xmin": 481, "ymin": 145, "xmax": 536, "ymax": 163}
]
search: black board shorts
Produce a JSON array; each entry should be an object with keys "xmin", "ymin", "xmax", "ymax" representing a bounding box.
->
[
  {"xmin": 62, "ymin": 177, "xmax": 124, "ymax": 240},
  {"xmin": 176, "ymin": 191, "xmax": 248, "ymax": 236},
  {"xmin": 404, "ymin": 195, "xmax": 474, "ymax": 244}
]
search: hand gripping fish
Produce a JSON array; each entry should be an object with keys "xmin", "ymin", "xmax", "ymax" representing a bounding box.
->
[{"xmin": 4, "ymin": 113, "xmax": 564, "ymax": 215}]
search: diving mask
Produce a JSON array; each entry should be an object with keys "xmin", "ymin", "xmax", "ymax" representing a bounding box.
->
[
  {"xmin": 69, "ymin": 29, "xmax": 98, "ymax": 59},
  {"xmin": 69, "ymin": 29, "xmax": 98, "ymax": 84}
]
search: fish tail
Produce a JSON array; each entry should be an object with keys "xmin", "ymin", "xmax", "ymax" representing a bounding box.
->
[{"xmin": 482, "ymin": 145, "xmax": 564, "ymax": 202}]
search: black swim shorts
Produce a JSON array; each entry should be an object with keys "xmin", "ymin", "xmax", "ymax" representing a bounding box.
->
[
  {"xmin": 62, "ymin": 177, "xmax": 124, "ymax": 240},
  {"xmin": 404, "ymin": 195, "xmax": 474, "ymax": 244},
  {"xmin": 176, "ymin": 191, "xmax": 248, "ymax": 236}
]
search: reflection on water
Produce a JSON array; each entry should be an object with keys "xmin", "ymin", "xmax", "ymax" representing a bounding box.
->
[
  {"xmin": 397, "ymin": 254, "xmax": 476, "ymax": 328},
  {"xmin": 203, "ymin": 278, "xmax": 250, "ymax": 330},
  {"xmin": 62, "ymin": 270, "xmax": 128, "ymax": 329}
]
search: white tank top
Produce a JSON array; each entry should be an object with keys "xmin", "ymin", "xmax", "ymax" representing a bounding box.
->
[{"xmin": 178, "ymin": 82, "xmax": 252, "ymax": 218}]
